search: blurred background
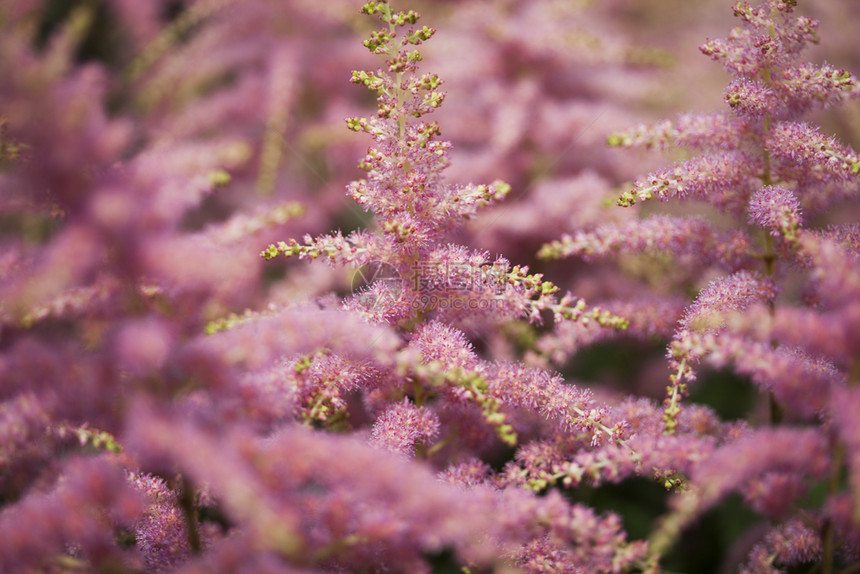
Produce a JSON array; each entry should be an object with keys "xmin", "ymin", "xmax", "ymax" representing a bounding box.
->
[{"xmin": 2, "ymin": 1, "xmax": 858, "ymax": 572}]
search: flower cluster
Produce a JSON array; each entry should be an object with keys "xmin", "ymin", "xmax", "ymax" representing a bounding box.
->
[
  {"xmin": 261, "ymin": 1, "xmax": 627, "ymax": 332},
  {"xmin": 1, "ymin": 0, "xmax": 859, "ymax": 573},
  {"xmin": 542, "ymin": 0, "xmax": 860, "ymax": 570}
]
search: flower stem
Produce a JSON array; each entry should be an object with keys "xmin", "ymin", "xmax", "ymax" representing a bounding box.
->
[
  {"xmin": 823, "ymin": 443, "xmax": 845, "ymax": 574},
  {"xmin": 179, "ymin": 474, "xmax": 202, "ymax": 556}
]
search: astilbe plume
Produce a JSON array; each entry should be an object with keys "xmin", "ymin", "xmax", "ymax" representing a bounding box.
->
[
  {"xmin": 0, "ymin": 1, "xmax": 314, "ymax": 570},
  {"xmin": 261, "ymin": 0, "xmax": 626, "ymax": 332},
  {"xmin": 2, "ymin": 0, "xmax": 860, "ymax": 572},
  {"xmin": 0, "ymin": 0, "xmax": 647, "ymax": 572},
  {"xmin": 258, "ymin": 0, "xmax": 634, "ymax": 447},
  {"xmin": 542, "ymin": 0, "xmax": 860, "ymax": 571}
]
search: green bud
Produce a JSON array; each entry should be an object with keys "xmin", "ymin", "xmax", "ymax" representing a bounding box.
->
[
  {"xmin": 492, "ymin": 180, "xmax": 511, "ymax": 196},
  {"xmin": 407, "ymin": 25, "xmax": 434, "ymax": 44},
  {"xmin": 360, "ymin": 1, "xmax": 388, "ymax": 16},
  {"xmin": 261, "ymin": 244, "xmax": 279, "ymax": 260},
  {"xmin": 207, "ymin": 168, "xmax": 231, "ymax": 187}
]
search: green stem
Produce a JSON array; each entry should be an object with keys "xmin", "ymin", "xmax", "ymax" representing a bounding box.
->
[
  {"xmin": 823, "ymin": 444, "xmax": 845, "ymax": 574},
  {"xmin": 662, "ymin": 359, "xmax": 687, "ymax": 435},
  {"xmin": 379, "ymin": 4, "xmax": 415, "ymax": 218},
  {"xmin": 758, "ymin": 67, "xmax": 786, "ymax": 425},
  {"xmin": 763, "ymin": 231, "xmax": 777, "ymax": 278},
  {"xmin": 178, "ymin": 474, "xmax": 202, "ymax": 555},
  {"xmin": 413, "ymin": 378, "xmax": 426, "ymax": 406},
  {"xmin": 761, "ymin": 228, "xmax": 783, "ymax": 427},
  {"xmin": 381, "ymin": 4, "xmax": 407, "ymax": 142},
  {"xmin": 823, "ymin": 522, "xmax": 835, "ymax": 574},
  {"xmin": 849, "ymin": 358, "xmax": 860, "ymax": 386},
  {"xmin": 768, "ymin": 391, "xmax": 784, "ymax": 425}
]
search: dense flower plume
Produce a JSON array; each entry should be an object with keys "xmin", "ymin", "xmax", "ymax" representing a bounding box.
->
[
  {"xmin": 0, "ymin": 0, "xmax": 859, "ymax": 572},
  {"xmin": 541, "ymin": 0, "xmax": 860, "ymax": 571}
]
